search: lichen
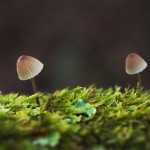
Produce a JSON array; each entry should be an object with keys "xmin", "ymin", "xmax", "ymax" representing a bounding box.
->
[{"xmin": 0, "ymin": 86, "xmax": 150, "ymax": 150}]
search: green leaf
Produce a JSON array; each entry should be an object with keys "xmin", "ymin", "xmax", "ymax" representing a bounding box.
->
[
  {"xmin": 33, "ymin": 132, "xmax": 61, "ymax": 147},
  {"xmin": 71, "ymin": 99, "xmax": 96, "ymax": 117}
]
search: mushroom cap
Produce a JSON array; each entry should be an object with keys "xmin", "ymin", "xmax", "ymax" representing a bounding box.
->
[
  {"xmin": 17, "ymin": 55, "xmax": 44, "ymax": 80},
  {"xmin": 125, "ymin": 53, "xmax": 147, "ymax": 75}
]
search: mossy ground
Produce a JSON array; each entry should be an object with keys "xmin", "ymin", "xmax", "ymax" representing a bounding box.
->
[{"xmin": 0, "ymin": 86, "xmax": 150, "ymax": 150}]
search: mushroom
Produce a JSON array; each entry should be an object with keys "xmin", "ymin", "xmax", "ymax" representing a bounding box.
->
[
  {"xmin": 125, "ymin": 53, "xmax": 147, "ymax": 89},
  {"xmin": 17, "ymin": 55, "xmax": 44, "ymax": 106}
]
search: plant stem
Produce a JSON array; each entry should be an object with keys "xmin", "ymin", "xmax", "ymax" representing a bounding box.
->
[{"xmin": 31, "ymin": 78, "xmax": 40, "ymax": 106}]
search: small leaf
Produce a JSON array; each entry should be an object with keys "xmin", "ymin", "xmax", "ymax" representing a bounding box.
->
[
  {"xmin": 72, "ymin": 99, "xmax": 87, "ymax": 108},
  {"xmin": 84, "ymin": 107, "xmax": 96, "ymax": 117},
  {"xmin": 33, "ymin": 132, "xmax": 61, "ymax": 147},
  {"xmin": 71, "ymin": 99, "xmax": 96, "ymax": 117}
]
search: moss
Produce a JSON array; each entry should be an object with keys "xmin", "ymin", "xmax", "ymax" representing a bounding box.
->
[{"xmin": 0, "ymin": 86, "xmax": 150, "ymax": 150}]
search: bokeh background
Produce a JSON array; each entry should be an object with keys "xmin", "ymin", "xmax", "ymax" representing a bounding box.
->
[{"xmin": 0, "ymin": 0, "xmax": 149, "ymax": 94}]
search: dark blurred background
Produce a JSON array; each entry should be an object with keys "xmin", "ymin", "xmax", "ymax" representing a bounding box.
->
[{"xmin": 0, "ymin": 0, "xmax": 150, "ymax": 94}]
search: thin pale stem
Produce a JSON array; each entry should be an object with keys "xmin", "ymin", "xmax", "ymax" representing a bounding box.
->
[
  {"xmin": 137, "ymin": 73, "xmax": 142, "ymax": 92},
  {"xmin": 31, "ymin": 78, "xmax": 40, "ymax": 106},
  {"xmin": 31, "ymin": 78, "xmax": 37, "ymax": 93}
]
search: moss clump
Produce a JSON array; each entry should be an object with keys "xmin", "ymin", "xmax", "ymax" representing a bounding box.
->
[{"xmin": 0, "ymin": 86, "xmax": 150, "ymax": 150}]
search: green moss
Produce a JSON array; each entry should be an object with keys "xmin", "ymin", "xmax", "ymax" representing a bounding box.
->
[{"xmin": 0, "ymin": 86, "xmax": 150, "ymax": 150}]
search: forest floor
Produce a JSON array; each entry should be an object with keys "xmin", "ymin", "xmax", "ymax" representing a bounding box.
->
[{"xmin": 0, "ymin": 86, "xmax": 150, "ymax": 150}]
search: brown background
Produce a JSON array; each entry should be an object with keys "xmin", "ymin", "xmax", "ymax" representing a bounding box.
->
[{"xmin": 0, "ymin": 0, "xmax": 149, "ymax": 94}]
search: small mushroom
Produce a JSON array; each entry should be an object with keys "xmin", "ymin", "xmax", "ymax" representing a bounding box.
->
[
  {"xmin": 17, "ymin": 55, "xmax": 44, "ymax": 106},
  {"xmin": 125, "ymin": 53, "xmax": 147, "ymax": 89}
]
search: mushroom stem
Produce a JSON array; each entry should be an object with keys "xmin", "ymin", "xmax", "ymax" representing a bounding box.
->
[
  {"xmin": 137, "ymin": 73, "xmax": 142, "ymax": 91},
  {"xmin": 31, "ymin": 78, "xmax": 37, "ymax": 93},
  {"xmin": 31, "ymin": 78, "xmax": 40, "ymax": 106}
]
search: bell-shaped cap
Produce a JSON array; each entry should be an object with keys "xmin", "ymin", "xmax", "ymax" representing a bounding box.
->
[
  {"xmin": 125, "ymin": 53, "xmax": 147, "ymax": 75},
  {"xmin": 17, "ymin": 55, "xmax": 44, "ymax": 80}
]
